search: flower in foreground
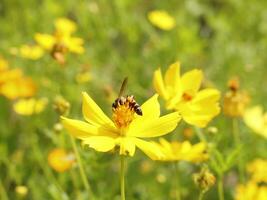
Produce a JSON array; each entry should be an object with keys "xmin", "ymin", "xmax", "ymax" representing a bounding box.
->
[
  {"xmin": 61, "ymin": 92, "xmax": 181, "ymax": 159},
  {"xmin": 151, "ymin": 138, "xmax": 208, "ymax": 162},
  {"xmin": 243, "ymin": 106, "xmax": 267, "ymax": 139},
  {"xmin": 153, "ymin": 61, "xmax": 221, "ymax": 127},
  {"xmin": 148, "ymin": 10, "xmax": 175, "ymax": 31}
]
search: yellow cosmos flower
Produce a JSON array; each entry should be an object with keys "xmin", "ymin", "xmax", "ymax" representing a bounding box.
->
[
  {"xmin": 223, "ymin": 78, "xmax": 250, "ymax": 117},
  {"xmin": 48, "ymin": 148, "xmax": 75, "ymax": 172},
  {"xmin": 61, "ymin": 92, "xmax": 181, "ymax": 159},
  {"xmin": 243, "ymin": 106, "xmax": 267, "ymax": 139},
  {"xmin": 148, "ymin": 10, "xmax": 175, "ymax": 31},
  {"xmin": 0, "ymin": 69, "xmax": 36, "ymax": 100},
  {"xmin": 19, "ymin": 45, "xmax": 44, "ymax": 60},
  {"xmin": 247, "ymin": 159, "xmax": 267, "ymax": 183},
  {"xmin": 235, "ymin": 181, "xmax": 267, "ymax": 200},
  {"xmin": 153, "ymin": 62, "xmax": 221, "ymax": 127},
  {"xmin": 151, "ymin": 138, "xmax": 208, "ymax": 162},
  {"xmin": 13, "ymin": 98, "xmax": 48, "ymax": 116}
]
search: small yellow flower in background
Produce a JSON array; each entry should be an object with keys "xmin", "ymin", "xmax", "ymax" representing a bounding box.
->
[
  {"xmin": 243, "ymin": 106, "xmax": 267, "ymax": 139},
  {"xmin": 34, "ymin": 17, "xmax": 84, "ymax": 64},
  {"xmin": 0, "ymin": 66, "xmax": 37, "ymax": 100},
  {"xmin": 223, "ymin": 77, "xmax": 250, "ymax": 117},
  {"xmin": 13, "ymin": 98, "xmax": 48, "ymax": 116},
  {"xmin": 19, "ymin": 45, "xmax": 44, "ymax": 60},
  {"xmin": 15, "ymin": 185, "xmax": 28, "ymax": 197},
  {"xmin": 76, "ymin": 71, "xmax": 92, "ymax": 84},
  {"xmin": 148, "ymin": 10, "xmax": 175, "ymax": 31},
  {"xmin": 247, "ymin": 159, "xmax": 267, "ymax": 183},
  {"xmin": 48, "ymin": 148, "xmax": 75, "ymax": 172},
  {"xmin": 61, "ymin": 92, "xmax": 181, "ymax": 159},
  {"xmin": 235, "ymin": 181, "xmax": 267, "ymax": 200},
  {"xmin": 152, "ymin": 138, "xmax": 208, "ymax": 162},
  {"xmin": 153, "ymin": 61, "xmax": 221, "ymax": 127}
]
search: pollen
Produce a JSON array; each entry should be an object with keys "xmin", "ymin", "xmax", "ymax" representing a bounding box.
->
[
  {"xmin": 182, "ymin": 92, "xmax": 193, "ymax": 101},
  {"xmin": 112, "ymin": 99, "xmax": 136, "ymax": 130}
]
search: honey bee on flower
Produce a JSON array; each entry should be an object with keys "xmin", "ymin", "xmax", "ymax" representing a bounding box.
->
[
  {"xmin": 61, "ymin": 78, "xmax": 181, "ymax": 159},
  {"xmin": 153, "ymin": 61, "xmax": 221, "ymax": 128},
  {"xmin": 34, "ymin": 18, "xmax": 85, "ymax": 64}
]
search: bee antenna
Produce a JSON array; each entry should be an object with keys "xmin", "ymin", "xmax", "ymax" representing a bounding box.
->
[{"xmin": 118, "ymin": 77, "xmax": 128, "ymax": 97}]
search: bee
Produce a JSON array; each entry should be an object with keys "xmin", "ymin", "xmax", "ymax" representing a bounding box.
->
[{"xmin": 112, "ymin": 77, "xmax": 143, "ymax": 116}]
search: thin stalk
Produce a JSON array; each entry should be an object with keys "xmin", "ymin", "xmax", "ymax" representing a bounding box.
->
[
  {"xmin": 232, "ymin": 118, "xmax": 244, "ymax": 182},
  {"xmin": 198, "ymin": 190, "xmax": 205, "ymax": 200},
  {"xmin": 120, "ymin": 156, "xmax": 126, "ymax": 200},
  {"xmin": 173, "ymin": 162, "xmax": 181, "ymax": 200},
  {"xmin": 218, "ymin": 176, "xmax": 224, "ymax": 200},
  {"xmin": 70, "ymin": 136, "xmax": 94, "ymax": 199},
  {"xmin": 0, "ymin": 180, "xmax": 9, "ymax": 200}
]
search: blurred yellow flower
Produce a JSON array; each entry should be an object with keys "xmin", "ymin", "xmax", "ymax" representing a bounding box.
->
[
  {"xmin": 61, "ymin": 93, "xmax": 181, "ymax": 159},
  {"xmin": 13, "ymin": 98, "xmax": 48, "ymax": 116},
  {"xmin": 148, "ymin": 10, "xmax": 175, "ymax": 31},
  {"xmin": 152, "ymin": 138, "xmax": 208, "ymax": 162},
  {"xmin": 0, "ymin": 68, "xmax": 36, "ymax": 100},
  {"xmin": 223, "ymin": 78, "xmax": 250, "ymax": 117},
  {"xmin": 243, "ymin": 106, "xmax": 267, "ymax": 139},
  {"xmin": 15, "ymin": 185, "xmax": 28, "ymax": 197},
  {"xmin": 153, "ymin": 62, "xmax": 221, "ymax": 127},
  {"xmin": 19, "ymin": 45, "xmax": 44, "ymax": 60},
  {"xmin": 48, "ymin": 148, "xmax": 75, "ymax": 172},
  {"xmin": 235, "ymin": 181, "xmax": 267, "ymax": 200},
  {"xmin": 34, "ymin": 17, "xmax": 84, "ymax": 64},
  {"xmin": 247, "ymin": 159, "xmax": 267, "ymax": 183}
]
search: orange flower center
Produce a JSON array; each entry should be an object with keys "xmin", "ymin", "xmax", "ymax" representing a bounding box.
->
[
  {"xmin": 182, "ymin": 92, "xmax": 193, "ymax": 102},
  {"xmin": 112, "ymin": 96, "xmax": 136, "ymax": 130}
]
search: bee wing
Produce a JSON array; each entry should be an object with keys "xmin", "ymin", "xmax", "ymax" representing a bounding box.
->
[{"xmin": 118, "ymin": 77, "xmax": 128, "ymax": 97}]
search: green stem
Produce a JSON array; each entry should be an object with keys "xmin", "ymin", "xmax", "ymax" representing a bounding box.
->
[
  {"xmin": 70, "ymin": 136, "xmax": 94, "ymax": 199},
  {"xmin": 218, "ymin": 176, "xmax": 224, "ymax": 200},
  {"xmin": 232, "ymin": 118, "xmax": 244, "ymax": 182},
  {"xmin": 0, "ymin": 180, "xmax": 9, "ymax": 200},
  {"xmin": 120, "ymin": 156, "xmax": 126, "ymax": 200},
  {"xmin": 173, "ymin": 162, "xmax": 181, "ymax": 200},
  {"xmin": 198, "ymin": 190, "xmax": 205, "ymax": 200}
]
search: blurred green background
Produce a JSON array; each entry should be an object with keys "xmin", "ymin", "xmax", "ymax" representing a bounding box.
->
[{"xmin": 1, "ymin": 0, "xmax": 267, "ymax": 199}]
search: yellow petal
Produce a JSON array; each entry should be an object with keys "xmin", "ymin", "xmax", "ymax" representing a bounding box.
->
[
  {"xmin": 244, "ymin": 106, "xmax": 267, "ymax": 138},
  {"xmin": 54, "ymin": 18, "xmax": 77, "ymax": 35},
  {"xmin": 148, "ymin": 10, "xmax": 175, "ymax": 31},
  {"xmin": 66, "ymin": 37, "xmax": 84, "ymax": 54},
  {"xmin": 134, "ymin": 138, "xmax": 164, "ymax": 160},
  {"xmin": 181, "ymin": 69, "xmax": 203, "ymax": 95},
  {"xmin": 128, "ymin": 112, "xmax": 180, "ymax": 138},
  {"xmin": 153, "ymin": 68, "xmax": 168, "ymax": 99},
  {"xmin": 61, "ymin": 117, "xmax": 117, "ymax": 139},
  {"xmin": 164, "ymin": 62, "xmax": 181, "ymax": 93},
  {"xmin": 20, "ymin": 45, "xmax": 44, "ymax": 60},
  {"xmin": 82, "ymin": 136, "xmax": 116, "ymax": 152},
  {"xmin": 34, "ymin": 33, "xmax": 56, "ymax": 50},
  {"xmin": 116, "ymin": 137, "xmax": 136, "ymax": 156},
  {"xmin": 82, "ymin": 92, "xmax": 116, "ymax": 130},
  {"xmin": 178, "ymin": 89, "xmax": 221, "ymax": 127}
]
